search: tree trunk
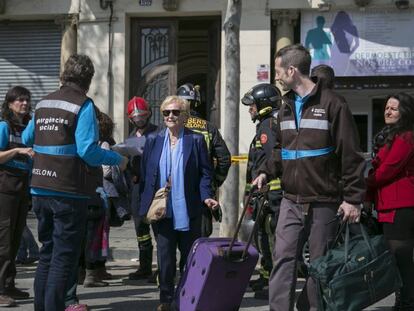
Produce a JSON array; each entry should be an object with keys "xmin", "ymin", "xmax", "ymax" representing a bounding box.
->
[{"xmin": 220, "ymin": 0, "xmax": 242, "ymax": 238}]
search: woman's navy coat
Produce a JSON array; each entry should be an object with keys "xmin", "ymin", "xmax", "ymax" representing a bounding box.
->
[{"xmin": 138, "ymin": 128, "xmax": 213, "ymax": 219}]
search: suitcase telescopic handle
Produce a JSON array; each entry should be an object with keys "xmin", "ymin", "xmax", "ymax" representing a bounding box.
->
[{"xmin": 226, "ymin": 184, "xmax": 269, "ymax": 260}]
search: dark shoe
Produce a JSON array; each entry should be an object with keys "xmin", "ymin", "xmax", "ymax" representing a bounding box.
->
[
  {"xmin": 5, "ymin": 287, "xmax": 30, "ymax": 299},
  {"xmin": 253, "ymin": 288, "xmax": 269, "ymax": 300},
  {"xmin": 96, "ymin": 266, "xmax": 112, "ymax": 280},
  {"xmin": 393, "ymin": 290, "xmax": 402, "ymax": 311},
  {"xmin": 78, "ymin": 268, "xmax": 86, "ymax": 285},
  {"xmin": 250, "ymin": 275, "xmax": 268, "ymax": 291},
  {"xmin": 147, "ymin": 269, "xmax": 159, "ymax": 284},
  {"xmin": 156, "ymin": 303, "xmax": 171, "ymax": 311},
  {"xmin": 0, "ymin": 294, "xmax": 16, "ymax": 307},
  {"xmin": 128, "ymin": 268, "xmax": 152, "ymax": 280}
]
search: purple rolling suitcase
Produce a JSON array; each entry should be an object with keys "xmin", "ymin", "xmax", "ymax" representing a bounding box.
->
[{"xmin": 176, "ymin": 186, "xmax": 268, "ymax": 311}]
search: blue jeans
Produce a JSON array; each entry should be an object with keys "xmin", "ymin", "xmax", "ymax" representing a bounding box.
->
[
  {"xmin": 32, "ymin": 196, "xmax": 87, "ymax": 311},
  {"xmin": 16, "ymin": 225, "xmax": 39, "ymax": 262}
]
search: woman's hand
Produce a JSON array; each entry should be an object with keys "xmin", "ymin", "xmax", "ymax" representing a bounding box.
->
[{"xmin": 204, "ymin": 198, "xmax": 219, "ymax": 210}]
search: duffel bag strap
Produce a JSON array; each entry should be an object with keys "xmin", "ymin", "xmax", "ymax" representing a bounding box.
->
[{"xmin": 344, "ymin": 222, "xmax": 377, "ymax": 262}]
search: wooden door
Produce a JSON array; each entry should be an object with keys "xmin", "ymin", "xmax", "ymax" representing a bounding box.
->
[{"xmin": 130, "ymin": 20, "xmax": 177, "ymax": 125}]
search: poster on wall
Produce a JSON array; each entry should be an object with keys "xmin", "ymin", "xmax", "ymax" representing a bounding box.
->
[
  {"xmin": 257, "ymin": 64, "xmax": 270, "ymax": 82},
  {"xmin": 301, "ymin": 9, "xmax": 414, "ymax": 76}
]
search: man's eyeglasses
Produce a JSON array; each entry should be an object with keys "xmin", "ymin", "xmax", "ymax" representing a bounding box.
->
[{"xmin": 162, "ymin": 109, "xmax": 181, "ymax": 117}]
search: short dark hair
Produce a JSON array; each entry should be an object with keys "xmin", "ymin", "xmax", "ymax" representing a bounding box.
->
[
  {"xmin": 97, "ymin": 110, "xmax": 115, "ymax": 144},
  {"xmin": 311, "ymin": 64, "xmax": 335, "ymax": 89},
  {"xmin": 275, "ymin": 44, "xmax": 312, "ymax": 76},
  {"xmin": 61, "ymin": 54, "xmax": 95, "ymax": 91},
  {"xmin": 1, "ymin": 86, "xmax": 32, "ymax": 125}
]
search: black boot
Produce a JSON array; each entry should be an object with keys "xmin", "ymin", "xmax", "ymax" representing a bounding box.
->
[
  {"xmin": 249, "ymin": 274, "xmax": 268, "ymax": 291},
  {"xmin": 129, "ymin": 246, "xmax": 153, "ymax": 280}
]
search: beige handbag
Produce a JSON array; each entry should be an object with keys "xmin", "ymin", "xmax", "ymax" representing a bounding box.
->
[{"xmin": 146, "ymin": 180, "xmax": 171, "ymax": 223}]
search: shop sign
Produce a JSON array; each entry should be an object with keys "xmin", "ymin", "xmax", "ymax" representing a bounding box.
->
[
  {"xmin": 301, "ymin": 9, "xmax": 414, "ymax": 76},
  {"xmin": 139, "ymin": 0, "xmax": 152, "ymax": 6}
]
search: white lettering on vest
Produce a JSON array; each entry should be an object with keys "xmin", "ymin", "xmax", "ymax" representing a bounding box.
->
[{"xmin": 32, "ymin": 168, "xmax": 58, "ymax": 178}]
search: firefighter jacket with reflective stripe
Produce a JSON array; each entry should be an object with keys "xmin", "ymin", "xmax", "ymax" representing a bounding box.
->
[
  {"xmin": 245, "ymin": 113, "xmax": 281, "ymax": 194},
  {"xmin": 30, "ymin": 83, "xmax": 101, "ymax": 196},
  {"xmin": 185, "ymin": 112, "xmax": 231, "ymax": 187},
  {"xmin": 261, "ymin": 80, "xmax": 365, "ymax": 204}
]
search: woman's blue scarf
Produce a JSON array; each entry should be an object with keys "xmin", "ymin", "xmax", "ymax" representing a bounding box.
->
[{"xmin": 159, "ymin": 128, "xmax": 189, "ymax": 231}]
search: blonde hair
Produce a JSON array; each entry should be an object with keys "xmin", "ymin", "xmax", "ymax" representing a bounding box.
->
[{"xmin": 160, "ymin": 95, "xmax": 190, "ymax": 117}]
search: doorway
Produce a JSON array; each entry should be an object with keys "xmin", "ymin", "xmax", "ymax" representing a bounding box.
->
[{"xmin": 130, "ymin": 16, "xmax": 221, "ymax": 127}]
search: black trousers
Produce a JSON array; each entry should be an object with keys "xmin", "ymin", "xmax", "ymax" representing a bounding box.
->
[
  {"xmin": 153, "ymin": 216, "xmax": 201, "ymax": 304},
  {"xmin": 383, "ymin": 208, "xmax": 414, "ymax": 306},
  {"xmin": 0, "ymin": 192, "xmax": 28, "ymax": 293}
]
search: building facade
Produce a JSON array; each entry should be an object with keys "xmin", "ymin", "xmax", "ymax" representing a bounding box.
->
[{"xmin": 1, "ymin": 0, "xmax": 413, "ymax": 154}]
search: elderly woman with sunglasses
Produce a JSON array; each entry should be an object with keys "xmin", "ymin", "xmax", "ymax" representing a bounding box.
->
[{"xmin": 139, "ymin": 95, "xmax": 218, "ymax": 311}]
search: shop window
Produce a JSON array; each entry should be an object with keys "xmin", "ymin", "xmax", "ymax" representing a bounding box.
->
[
  {"xmin": 372, "ymin": 98, "xmax": 386, "ymax": 139},
  {"xmin": 353, "ymin": 114, "xmax": 368, "ymax": 152}
]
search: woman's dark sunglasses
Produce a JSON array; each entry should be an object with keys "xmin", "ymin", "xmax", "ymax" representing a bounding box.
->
[{"xmin": 162, "ymin": 109, "xmax": 181, "ymax": 117}]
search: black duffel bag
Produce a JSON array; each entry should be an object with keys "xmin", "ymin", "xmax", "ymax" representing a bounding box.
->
[{"xmin": 309, "ymin": 222, "xmax": 401, "ymax": 311}]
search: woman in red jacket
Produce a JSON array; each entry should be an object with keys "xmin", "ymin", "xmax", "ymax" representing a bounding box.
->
[{"xmin": 367, "ymin": 92, "xmax": 414, "ymax": 311}]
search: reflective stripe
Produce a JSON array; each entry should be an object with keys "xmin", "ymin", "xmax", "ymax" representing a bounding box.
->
[
  {"xmin": 4, "ymin": 159, "xmax": 31, "ymax": 171},
  {"xmin": 255, "ymin": 140, "xmax": 262, "ymax": 148},
  {"xmin": 137, "ymin": 234, "xmax": 152, "ymax": 242},
  {"xmin": 268, "ymin": 179, "xmax": 281, "ymax": 191},
  {"xmin": 33, "ymin": 144, "xmax": 77, "ymax": 156},
  {"xmin": 9, "ymin": 134, "xmax": 22, "ymax": 144},
  {"xmin": 259, "ymin": 267, "xmax": 270, "ymax": 279},
  {"xmin": 190, "ymin": 129, "xmax": 211, "ymax": 151},
  {"xmin": 245, "ymin": 183, "xmax": 252, "ymax": 192},
  {"xmin": 281, "ymin": 146, "xmax": 334, "ymax": 160},
  {"xmin": 280, "ymin": 120, "xmax": 296, "ymax": 131},
  {"xmin": 300, "ymin": 119, "xmax": 329, "ymax": 130},
  {"xmin": 36, "ymin": 99, "xmax": 81, "ymax": 114}
]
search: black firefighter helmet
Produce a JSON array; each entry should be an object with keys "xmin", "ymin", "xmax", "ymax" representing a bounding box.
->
[
  {"xmin": 177, "ymin": 83, "xmax": 201, "ymax": 108},
  {"xmin": 241, "ymin": 83, "xmax": 281, "ymax": 120}
]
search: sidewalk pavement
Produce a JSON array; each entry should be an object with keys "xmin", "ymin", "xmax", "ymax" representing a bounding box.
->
[{"xmin": 17, "ymin": 211, "xmax": 394, "ymax": 310}]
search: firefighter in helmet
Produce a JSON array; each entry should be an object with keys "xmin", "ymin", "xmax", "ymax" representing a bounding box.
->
[
  {"xmin": 242, "ymin": 83, "xmax": 282, "ymax": 299},
  {"xmin": 177, "ymin": 83, "xmax": 231, "ymax": 237},
  {"xmin": 126, "ymin": 96, "xmax": 159, "ymax": 281}
]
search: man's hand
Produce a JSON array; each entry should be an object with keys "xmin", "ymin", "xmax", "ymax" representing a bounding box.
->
[
  {"xmin": 204, "ymin": 198, "xmax": 219, "ymax": 210},
  {"xmin": 118, "ymin": 156, "xmax": 129, "ymax": 171},
  {"xmin": 252, "ymin": 173, "xmax": 267, "ymax": 190},
  {"xmin": 338, "ymin": 201, "xmax": 361, "ymax": 223},
  {"xmin": 17, "ymin": 147, "xmax": 35, "ymax": 158}
]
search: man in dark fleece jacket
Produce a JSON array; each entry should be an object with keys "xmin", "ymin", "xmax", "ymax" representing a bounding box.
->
[{"xmin": 253, "ymin": 44, "xmax": 365, "ymax": 311}]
